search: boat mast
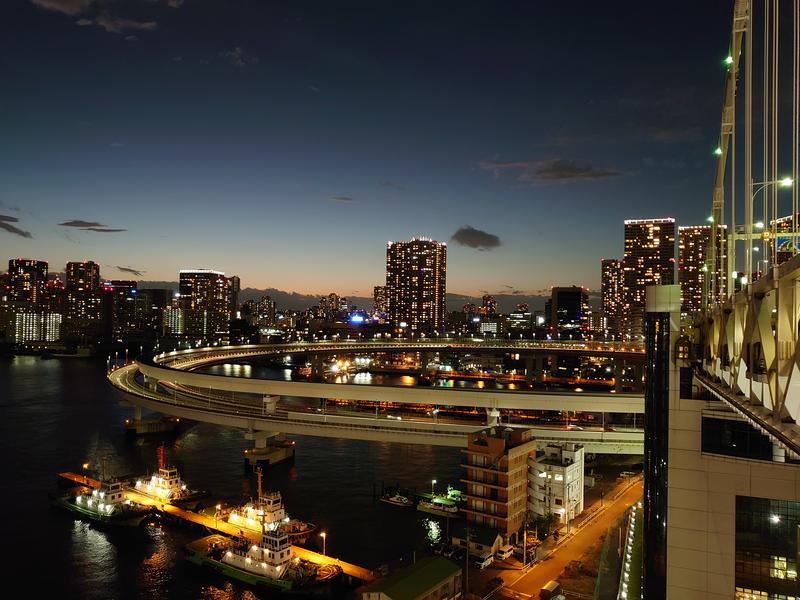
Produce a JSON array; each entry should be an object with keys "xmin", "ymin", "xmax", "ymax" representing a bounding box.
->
[{"xmin": 256, "ymin": 465, "xmax": 263, "ymax": 498}]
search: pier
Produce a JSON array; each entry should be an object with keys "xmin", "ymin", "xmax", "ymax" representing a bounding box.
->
[{"xmin": 57, "ymin": 471, "xmax": 375, "ymax": 583}]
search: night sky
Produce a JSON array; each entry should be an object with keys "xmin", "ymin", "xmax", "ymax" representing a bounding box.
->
[{"xmin": 1, "ymin": 1, "xmax": 732, "ymax": 296}]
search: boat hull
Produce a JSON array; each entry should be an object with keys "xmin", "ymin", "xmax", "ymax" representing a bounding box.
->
[
  {"xmin": 417, "ymin": 504, "xmax": 460, "ymax": 518},
  {"xmin": 52, "ymin": 496, "xmax": 151, "ymax": 527}
]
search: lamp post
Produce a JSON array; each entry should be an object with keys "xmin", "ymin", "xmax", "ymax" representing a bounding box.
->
[
  {"xmin": 431, "ymin": 479, "xmax": 437, "ymax": 496},
  {"xmin": 319, "ymin": 531, "xmax": 327, "ymax": 556},
  {"xmin": 214, "ymin": 504, "xmax": 221, "ymax": 528},
  {"xmin": 744, "ymin": 177, "xmax": 794, "ymax": 279}
]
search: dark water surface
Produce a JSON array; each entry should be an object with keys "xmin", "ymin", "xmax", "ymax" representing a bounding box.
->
[{"xmin": 1, "ymin": 356, "xmax": 461, "ymax": 599}]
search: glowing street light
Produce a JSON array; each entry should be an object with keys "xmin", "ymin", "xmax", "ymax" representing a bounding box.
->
[
  {"xmin": 714, "ymin": 146, "xmax": 723, "ymax": 156},
  {"xmin": 431, "ymin": 479, "xmax": 437, "ymax": 495},
  {"xmin": 706, "ymin": 215, "xmax": 714, "ymax": 223},
  {"xmin": 724, "ymin": 55, "xmax": 733, "ymax": 66},
  {"xmin": 780, "ymin": 177, "xmax": 794, "ymax": 187},
  {"xmin": 319, "ymin": 531, "xmax": 327, "ymax": 556}
]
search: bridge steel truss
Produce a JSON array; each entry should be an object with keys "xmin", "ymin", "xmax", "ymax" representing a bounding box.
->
[{"xmin": 702, "ymin": 0, "xmax": 800, "ymax": 457}]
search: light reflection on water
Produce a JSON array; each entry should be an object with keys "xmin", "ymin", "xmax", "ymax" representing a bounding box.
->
[{"xmin": 4, "ymin": 356, "xmax": 463, "ymax": 599}]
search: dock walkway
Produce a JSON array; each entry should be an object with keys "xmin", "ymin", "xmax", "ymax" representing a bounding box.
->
[{"xmin": 57, "ymin": 472, "xmax": 375, "ymax": 582}]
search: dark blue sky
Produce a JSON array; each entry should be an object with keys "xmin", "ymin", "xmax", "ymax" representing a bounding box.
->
[{"xmin": 0, "ymin": 0, "xmax": 732, "ymax": 295}]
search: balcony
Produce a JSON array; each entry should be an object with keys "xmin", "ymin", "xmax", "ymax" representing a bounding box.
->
[
  {"xmin": 464, "ymin": 492, "xmax": 510, "ymax": 506},
  {"xmin": 460, "ymin": 463, "xmax": 507, "ymax": 475}
]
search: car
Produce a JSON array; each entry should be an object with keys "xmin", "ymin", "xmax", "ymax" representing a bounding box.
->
[
  {"xmin": 473, "ymin": 552, "xmax": 494, "ymax": 570},
  {"xmin": 495, "ymin": 544, "xmax": 514, "ymax": 561}
]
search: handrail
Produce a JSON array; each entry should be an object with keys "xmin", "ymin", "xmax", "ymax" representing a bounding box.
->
[{"xmin": 695, "ymin": 370, "xmax": 800, "ymax": 457}]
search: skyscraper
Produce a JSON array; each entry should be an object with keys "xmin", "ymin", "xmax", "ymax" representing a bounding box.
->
[
  {"xmin": 601, "ymin": 258, "xmax": 623, "ymax": 338},
  {"xmin": 179, "ymin": 269, "xmax": 230, "ymax": 343},
  {"xmin": 549, "ymin": 286, "xmax": 589, "ymax": 336},
  {"xmin": 385, "ymin": 237, "xmax": 447, "ymax": 332},
  {"xmin": 372, "ymin": 285, "xmax": 387, "ymax": 316},
  {"xmin": 622, "ymin": 218, "xmax": 676, "ymax": 339},
  {"xmin": 63, "ymin": 261, "xmax": 103, "ymax": 340},
  {"xmin": 678, "ymin": 224, "xmax": 727, "ymax": 314},
  {"xmin": 228, "ymin": 275, "xmax": 241, "ymax": 317},
  {"xmin": 65, "ymin": 261, "xmax": 101, "ymax": 293},
  {"xmin": 7, "ymin": 258, "xmax": 48, "ymax": 305}
]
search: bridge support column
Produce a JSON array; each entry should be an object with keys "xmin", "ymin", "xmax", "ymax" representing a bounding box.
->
[
  {"xmin": 262, "ymin": 395, "xmax": 280, "ymax": 415},
  {"xmin": 244, "ymin": 430, "xmax": 294, "ymax": 469},
  {"xmin": 485, "ymin": 407, "xmax": 500, "ymax": 427},
  {"xmin": 614, "ymin": 361, "xmax": 624, "ymax": 393},
  {"xmin": 134, "ymin": 405, "xmax": 142, "ymax": 421},
  {"xmin": 525, "ymin": 356, "xmax": 534, "ymax": 384},
  {"xmin": 311, "ymin": 355, "xmax": 325, "ymax": 379},
  {"xmin": 144, "ymin": 375, "xmax": 158, "ymax": 392},
  {"xmin": 773, "ymin": 443, "xmax": 786, "ymax": 463}
]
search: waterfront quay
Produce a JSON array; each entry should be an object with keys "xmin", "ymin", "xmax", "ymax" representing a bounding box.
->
[{"xmin": 57, "ymin": 471, "xmax": 376, "ymax": 584}]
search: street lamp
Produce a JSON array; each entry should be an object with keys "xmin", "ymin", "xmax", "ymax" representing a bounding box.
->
[
  {"xmin": 747, "ymin": 177, "xmax": 795, "ymax": 275},
  {"xmin": 215, "ymin": 504, "xmax": 222, "ymax": 528},
  {"xmin": 431, "ymin": 479, "xmax": 437, "ymax": 496},
  {"xmin": 319, "ymin": 531, "xmax": 327, "ymax": 556}
]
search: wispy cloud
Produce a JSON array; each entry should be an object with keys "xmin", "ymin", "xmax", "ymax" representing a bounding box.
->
[
  {"xmin": 116, "ymin": 265, "xmax": 145, "ymax": 277},
  {"xmin": 479, "ymin": 159, "xmax": 621, "ymax": 183},
  {"xmin": 329, "ymin": 196, "xmax": 356, "ymax": 204},
  {"xmin": 30, "ymin": 0, "xmax": 93, "ymax": 16},
  {"xmin": 451, "ymin": 225, "xmax": 502, "ymax": 251},
  {"xmin": 308, "ymin": 85, "xmax": 320, "ymax": 93},
  {"xmin": 381, "ymin": 180, "xmax": 406, "ymax": 191},
  {"xmin": 94, "ymin": 12, "xmax": 158, "ymax": 34},
  {"xmin": 33, "ymin": 1, "xmax": 159, "ymax": 35},
  {"xmin": 219, "ymin": 47, "xmax": 259, "ymax": 68},
  {"xmin": 60, "ymin": 219, "xmax": 105, "ymax": 228},
  {"xmin": 0, "ymin": 201, "xmax": 20, "ymax": 212},
  {"xmin": 0, "ymin": 220, "xmax": 32, "ymax": 238},
  {"xmin": 649, "ymin": 127, "xmax": 704, "ymax": 143},
  {"xmin": 167, "ymin": 0, "xmax": 184, "ymax": 7},
  {"xmin": 59, "ymin": 219, "xmax": 126, "ymax": 233},
  {"xmin": 124, "ymin": 35, "xmax": 139, "ymax": 42}
]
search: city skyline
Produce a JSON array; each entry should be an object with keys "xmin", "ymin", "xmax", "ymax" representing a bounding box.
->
[{"xmin": 0, "ymin": 1, "xmax": 732, "ymax": 295}]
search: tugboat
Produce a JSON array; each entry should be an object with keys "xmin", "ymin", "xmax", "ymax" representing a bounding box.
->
[
  {"xmin": 52, "ymin": 461, "xmax": 151, "ymax": 527},
  {"xmin": 417, "ymin": 497, "xmax": 459, "ymax": 518},
  {"xmin": 133, "ymin": 447, "xmax": 209, "ymax": 509},
  {"xmin": 225, "ymin": 467, "xmax": 316, "ymax": 544},
  {"xmin": 187, "ymin": 516, "xmax": 341, "ymax": 591}
]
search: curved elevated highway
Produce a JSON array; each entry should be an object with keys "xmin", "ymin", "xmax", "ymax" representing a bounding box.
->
[{"xmin": 107, "ymin": 341, "xmax": 645, "ymax": 453}]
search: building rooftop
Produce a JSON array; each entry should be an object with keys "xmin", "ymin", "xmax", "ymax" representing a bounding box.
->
[
  {"xmin": 451, "ymin": 521, "xmax": 502, "ymax": 547},
  {"xmin": 362, "ymin": 556, "xmax": 460, "ymax": 600},
  {"xmin": 469, "ymin": 426, "xmax": 534, "ymax": 449}
]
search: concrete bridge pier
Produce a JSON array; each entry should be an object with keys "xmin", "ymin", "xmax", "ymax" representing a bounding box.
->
[
  {"xmin": 310, "ymin": 355, "xmax": 326, "ymax": 379},
  {"xmin": 144, "ymin": 375, "xmax": 159, "ymax": 392},
  {"xmin": 525, "ymin": 355, "xmax": 546, "ymax": 384},
  {"xmin": 614, "ymin": 361, "xmax": 624, "ymax": 393},
  {"xmin": 485, "ymin": 407, "xmax": 501, "ymax": 427},
  {"xmin": 261, "ymin": 395, "xmax": 280, "ymax": 415},
  {"xmin": 243, "ymin": 429, "xmax": 294, "ymax": 468}
]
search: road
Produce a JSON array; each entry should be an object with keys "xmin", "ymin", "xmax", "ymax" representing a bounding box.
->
[{"xmin": 508, "ymin": 481, "xmax": 642, "ymax": 598}]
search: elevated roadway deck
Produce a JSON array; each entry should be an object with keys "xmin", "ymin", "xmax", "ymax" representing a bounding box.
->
[{"xmin": 108, "ymin": 363, "xmax": 644, "ymax": 453}]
